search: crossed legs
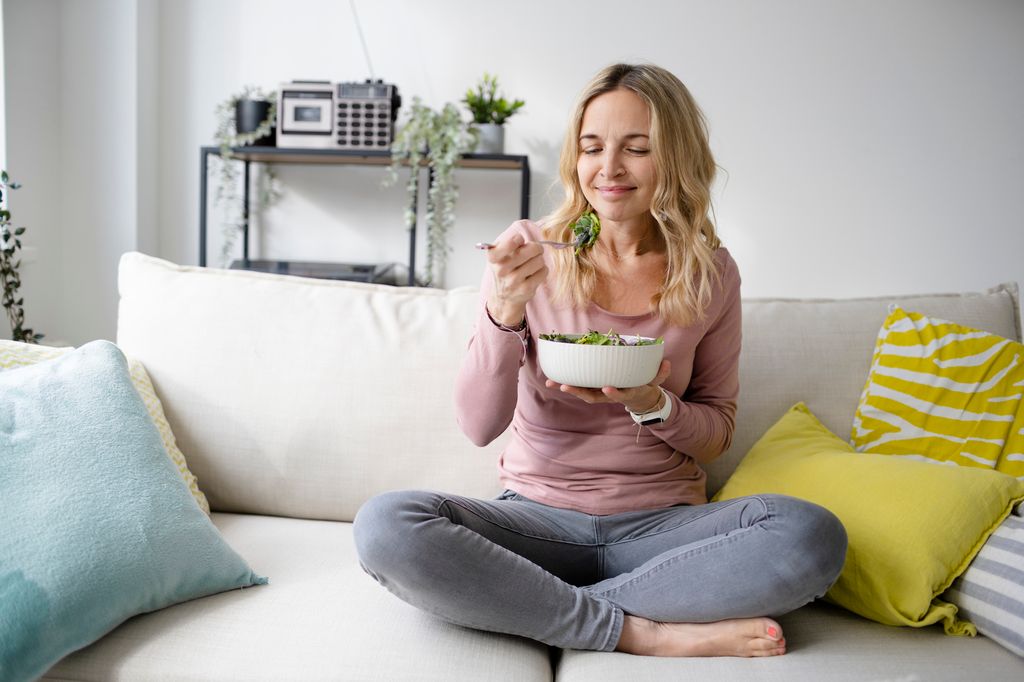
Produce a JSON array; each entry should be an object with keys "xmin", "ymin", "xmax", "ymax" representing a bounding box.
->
[{"xmin": 352, "ymin": 490, "xmax": 846, "ymax": 656}]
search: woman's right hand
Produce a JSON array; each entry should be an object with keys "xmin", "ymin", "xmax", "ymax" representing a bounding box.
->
[{"xmin": 486, "ymin": 233, "xmax": 548, "ymax": 327}]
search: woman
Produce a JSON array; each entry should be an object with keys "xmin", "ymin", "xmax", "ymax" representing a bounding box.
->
[{"xmin": 354, "ymin": 63, "xmax": 847, "ymax": 657}]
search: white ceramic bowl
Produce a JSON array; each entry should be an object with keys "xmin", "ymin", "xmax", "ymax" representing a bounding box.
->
[{"xmin": 537, "ymin": 335, "xmax": 665, "ymax": 388}]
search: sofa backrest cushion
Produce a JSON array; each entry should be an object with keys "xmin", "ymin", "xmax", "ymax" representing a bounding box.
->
[
  {"xmin": 710, "ymin": 284, "xmax": 1022, "ymax": 495},
  {"xmin": 117, "ymin": 253, "xmax": 507, "ymax": 521},
  {"xmin": 118, "ymin": 253, "xmax": 1020, "ymax": 516}
]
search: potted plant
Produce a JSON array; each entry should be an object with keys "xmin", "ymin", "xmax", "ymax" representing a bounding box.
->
[
  {"xmin": 385, "ymin": 98, "xmax": 477, "ymax": 286},
  {"xmin": 462, "ymin": 73, "xmax": 525, "ymax": 155},
  {"xmin": 0, "ymin": 171, "xmax": 43, "ymax": 343},
  {"xmin": 212, "ymin": 86, "xmax": 281, "ymax": 267}
]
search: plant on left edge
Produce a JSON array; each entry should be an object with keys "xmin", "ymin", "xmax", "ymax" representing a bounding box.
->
[{"xmin": 0, "ymin": 171, "xmax": 43, "ymax": 343}]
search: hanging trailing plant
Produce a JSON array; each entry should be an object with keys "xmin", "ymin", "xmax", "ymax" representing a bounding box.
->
[
  {"xmin": 212, "ymin": 85, "xmax": 282, "ymax": 267},
  {"xmin": 385, "ymin": 98, "xmax": 477, "ymax": 286},
  {"xmin": 0, "ymin": 171, "xmax": 43, "ymax": 343}
]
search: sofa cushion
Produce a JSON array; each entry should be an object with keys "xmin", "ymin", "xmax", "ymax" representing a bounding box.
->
[
  {"xmin": 44, "ymin": 513, "xmax": 553, "ymax": 682},
  {"xmin": 116, "ymin": 252, "xmax": 508, "ymax": 521},
  {"xmin": 851, "ymin": 306, "xmax": 1024, "ymax": 478},
  {"xmin": 554, "ymin": 599, "xmax": 1021, "ymax": 681},
  {"xmin": 0, "ymin": 338, "xmax": 209, "ymax": 513},
  {"xmin": 708, "ymin": 282, "xmax": 1021, "ymax": 495},
  {"xmin": 713, "ymin": 402, "xmax": 1024, "ymax": 633},
  {"xmin": 0, "ymin": 341, "xmax": 265, "ymax": 682}
]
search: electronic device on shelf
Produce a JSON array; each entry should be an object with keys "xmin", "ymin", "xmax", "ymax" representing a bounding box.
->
[
  {"xmin": 334, "ymin": 79, "xmax": 401, "ymax": 150},
  {"xmin": 277, "ymin": 79, "xmax": 401, "ymax": 150},
  {"xmin": 229, "ymin": 259, "xmax": 400, "ymax": 284},
  {"xmin": 276, "ymin": 81, "xmax": 334, "ymax": 148}
]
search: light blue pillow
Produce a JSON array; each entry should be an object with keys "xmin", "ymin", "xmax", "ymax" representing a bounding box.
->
[{"xmin": 0, "ymin": 341, "xmax": 266, "ymax": 682}]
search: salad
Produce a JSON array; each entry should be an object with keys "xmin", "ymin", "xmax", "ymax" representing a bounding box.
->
[
  {"xmin": 539, "ymin": 330, "xmax": 663, "ymax": 346},
  {"xmin": 570, "ymin": 212, "xmax": 601, "ymax": 254}
]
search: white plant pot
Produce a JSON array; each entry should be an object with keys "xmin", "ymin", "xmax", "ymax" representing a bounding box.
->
[{"xmin": 474, "ymin": 123, "xmax": 505, "ymax": 154}]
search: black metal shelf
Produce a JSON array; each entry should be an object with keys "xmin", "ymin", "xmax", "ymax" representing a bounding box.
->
[{"xmin": 198, "ymin": 146, "xmax": 531, "ymax": 286}]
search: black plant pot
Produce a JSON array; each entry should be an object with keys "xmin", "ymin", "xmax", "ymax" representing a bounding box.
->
[{"xmin": 235, "ymin": 99, "xmax": 275, "ymax": 146}]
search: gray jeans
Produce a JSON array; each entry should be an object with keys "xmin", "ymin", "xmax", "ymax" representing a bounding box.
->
[{"xmin": 353, "ymin": 489, "xmax": 846, "ymax": 651}]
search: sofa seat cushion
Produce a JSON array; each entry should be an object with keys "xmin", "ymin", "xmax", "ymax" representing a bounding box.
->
[
  {"xmin": 44, "ymin": 513, "xmax": 552, "ymax": 682},
  {"xmin": 555, "ymin": 601, "xmax": 1021, "ymax": 681}
]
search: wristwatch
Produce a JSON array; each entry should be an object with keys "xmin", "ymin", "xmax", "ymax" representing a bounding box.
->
[{"xmin": 628, "ymin": 388, "xmax": 673, "ymax": 426}]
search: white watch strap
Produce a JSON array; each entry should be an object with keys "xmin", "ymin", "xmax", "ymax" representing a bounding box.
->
[{"xmin": 628, "ymin": 388, "xmax": 673, "ymax": 426}]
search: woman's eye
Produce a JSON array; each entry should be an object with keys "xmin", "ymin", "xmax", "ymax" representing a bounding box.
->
[
  {"xmin": 582, "ymin": 148, "xmax": 602, "ymax": 155},
  {"xmin": 628, "ymin": 148, "xmax": 650, "ymax": 155}
]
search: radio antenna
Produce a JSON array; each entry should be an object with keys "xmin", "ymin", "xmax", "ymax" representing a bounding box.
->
[{"xmin": 349, "ymin": 0, "xmax": 375, "ymax": 80}]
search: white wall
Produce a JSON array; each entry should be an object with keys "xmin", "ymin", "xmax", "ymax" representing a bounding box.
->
[
  {"xmin": 2, "ymin": 0, "xmax": 61, "ymax": 342},
  {"xmin": 4, "ymin": 0, "xmax": 1024, "ymax": 344},
  {"xmin": 3, "ymin": 0, "xmax": 151, "ymax": 344}
]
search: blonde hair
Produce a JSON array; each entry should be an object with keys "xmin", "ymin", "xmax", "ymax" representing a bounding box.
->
[{"xmin": 545, "ymin": 63, "xmax": 722, "ymax": 327}]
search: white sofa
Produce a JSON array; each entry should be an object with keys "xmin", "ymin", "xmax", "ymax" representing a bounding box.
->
[{"xmin": 44, "ymin": 252, "xmax": 1023, "ymax": 681}]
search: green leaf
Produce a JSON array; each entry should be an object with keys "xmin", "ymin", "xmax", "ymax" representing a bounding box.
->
[{"xmin": 571, "ymin": 212, "xmax": 601, "ymax": 254}]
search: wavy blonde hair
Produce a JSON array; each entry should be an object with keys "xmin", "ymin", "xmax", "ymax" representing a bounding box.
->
[{"xmin": 545, "ymin": 63, "xmax": 722, "ymax": 327}]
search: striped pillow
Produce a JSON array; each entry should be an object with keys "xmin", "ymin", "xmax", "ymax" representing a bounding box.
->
[
  {"xmin": 946, "ymin": 509, "xmax": 1024, "ymax": 657},
  {"xmin": 851, "ymin": 306, "xmax": 1024, "ymax": 479}
]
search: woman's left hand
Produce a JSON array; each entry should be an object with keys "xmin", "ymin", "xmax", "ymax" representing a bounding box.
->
[{"xmin": 545, "ymin": 360, "xmax": 672, "ymax": 413}]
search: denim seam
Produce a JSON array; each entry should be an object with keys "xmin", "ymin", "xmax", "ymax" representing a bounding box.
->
[
  {"xmin": 593, "ymin": 513, "xmax": 605, "ymax": 578},
  {"xmin": 600, "ymin": 606, "xmax": 624, "ymax": 652},
  {"xmin": 435, "ymin": 497, "xmax": 600, "ymax": 547},
  {"xmin": 603, "ymin": 496, "xmax": 769, "ymax": 548},
  {"xmin": 590, "ymin": 522, "xmax": 765, "ymax": 600}
]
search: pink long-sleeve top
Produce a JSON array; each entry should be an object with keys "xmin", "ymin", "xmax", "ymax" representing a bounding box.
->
[{"xmin": 454, "ymin": 220, "xmax": 742, "ymax": 515}]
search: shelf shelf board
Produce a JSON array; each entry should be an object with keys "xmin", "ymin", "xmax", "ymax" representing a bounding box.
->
[{"xmin": 204, "ymin": 146, "xmax": 527, "ymax": 170}]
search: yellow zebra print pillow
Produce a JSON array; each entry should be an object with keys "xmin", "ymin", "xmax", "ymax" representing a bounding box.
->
[
  {"xmin": 851, "ymin": 306, "xmax": 1024, "ymax": 479},
  {"xmin": 0, "ymin": 339, "xmax": 210, "ymax": 513}
]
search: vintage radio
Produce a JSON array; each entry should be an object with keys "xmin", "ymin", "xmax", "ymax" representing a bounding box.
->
[
  {"xmin": 276, "ymin": 79, "xmax": 401, "ymax": 150},
  {"xmin": 335, "ymin": 79, "xmax": 401, "ymax": 150}
]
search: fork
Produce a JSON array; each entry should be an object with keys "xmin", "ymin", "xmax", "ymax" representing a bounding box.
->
[{"xmin": 475, "ymin": 239, "xmax": 576, "ymax": 250}]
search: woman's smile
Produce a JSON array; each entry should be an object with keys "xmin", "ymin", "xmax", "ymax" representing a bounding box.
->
[{"xmin": 597, "ymin": 184, "xmax": 637, "ymax": 196}]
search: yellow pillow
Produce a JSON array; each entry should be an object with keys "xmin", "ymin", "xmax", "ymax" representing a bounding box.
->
[
  {"xmin": 714, "ymin": 402, "xmax": 1024, "ymax": 634},
  {"xmin": 0, "ymin": 339, "xmax": 210, "ymax": 514},
  {"xmin": 851, "ymin": 306, "xmax": 1024, "ymax": 479}
]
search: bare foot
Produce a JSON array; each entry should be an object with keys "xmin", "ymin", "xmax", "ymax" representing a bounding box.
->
[{"xmin": 615, "ymin": 614, "xmax": 786, "ymax": 657}]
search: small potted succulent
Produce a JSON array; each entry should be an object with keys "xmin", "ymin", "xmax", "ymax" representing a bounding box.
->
[{"xmin": 462, "ymin": 73, "xmax": 525, "ymax": 155}]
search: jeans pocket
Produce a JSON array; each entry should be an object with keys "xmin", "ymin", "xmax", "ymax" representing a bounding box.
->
[{"xmin": 496, "ymin": 489, "xmax": 524, "ymax": 502}]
